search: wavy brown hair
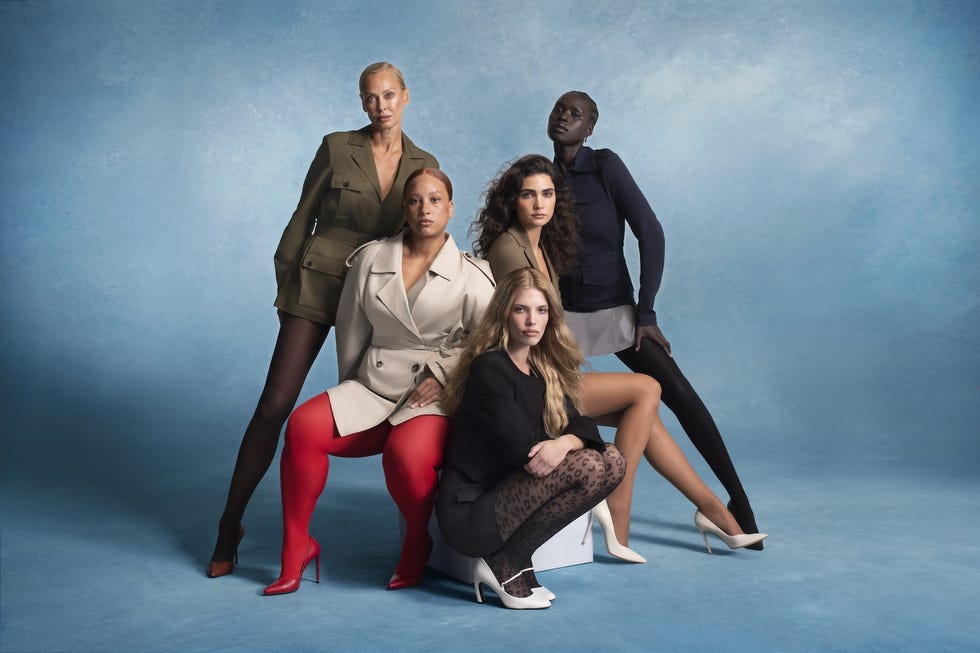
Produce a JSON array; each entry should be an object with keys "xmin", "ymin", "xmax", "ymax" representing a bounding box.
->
[
  {"xmin": 442, "ymin": 268, "xmax": 583, "ymax": 436},
  {"xmin": 472, "ymin": 154, "xmax": 580, "ymax": 276}
]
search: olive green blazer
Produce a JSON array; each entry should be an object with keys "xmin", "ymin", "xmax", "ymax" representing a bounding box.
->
[
  {"xmin": 273, "ymin": 127, "xmax": 438, "ymax": 325},
  {"xmin": 486, "ymin": 226, "xmax": 561, "ymax": 301}
]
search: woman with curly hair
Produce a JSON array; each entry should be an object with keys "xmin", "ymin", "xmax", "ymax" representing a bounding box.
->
[
  {"xmin": 473, "ymin": 155, "xmax": 765, "ymax": 561},
  {"xmin": 437, "ymin": 268, "xmax": 625, "ymax": 608}
]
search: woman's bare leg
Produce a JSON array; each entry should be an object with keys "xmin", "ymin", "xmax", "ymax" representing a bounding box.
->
[
  {"xmin": 580, "ymin": 372, "xmax": 744, "ymax": 544},
  {"xmin": 579, "ymin": 373, "xmax": 659, "ymax": 545}
]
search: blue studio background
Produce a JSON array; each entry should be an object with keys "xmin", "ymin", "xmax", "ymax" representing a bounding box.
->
[{"xmin": 1, "ymin": 1, "xmax": 978, "ymax": 652}]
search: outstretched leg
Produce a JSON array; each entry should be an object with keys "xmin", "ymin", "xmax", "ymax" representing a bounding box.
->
[
  {"xmin": 381, "ymin": 416, "xmax": 452, "ymax": 589},
  {"xmin": 616, "ymin": 339, "xmax": 759, "ymax": 535},
  {"xmin": 210, "ymin": 313, "xmax": 329, "ymax": 569}
]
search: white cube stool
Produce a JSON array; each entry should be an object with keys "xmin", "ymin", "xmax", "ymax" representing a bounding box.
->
[{"xmin": 424, "ymin": 512, "xmax": 593, "ymax": 583}]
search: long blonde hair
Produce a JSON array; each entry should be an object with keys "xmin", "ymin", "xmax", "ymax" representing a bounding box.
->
[{"xmin": 442, "ymin": 268, "xmax": 584, "ymax": 436}]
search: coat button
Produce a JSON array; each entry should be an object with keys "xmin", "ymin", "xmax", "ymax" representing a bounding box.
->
[
  {"xmin": 343, "ymin": 181, "xmax": 350, "ymax": 187},
  {"xmin": 376, "ymin": 361, "xmax": 383, "ymax": 368},
  {"xmin": 411, "ymin": 364, "xmax": 420, "ymax": 373}
]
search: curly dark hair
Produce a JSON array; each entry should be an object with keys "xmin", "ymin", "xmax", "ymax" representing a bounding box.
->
[{"xmin": 472, "ymin": 154, "xmax": 580, "ymax": 276}]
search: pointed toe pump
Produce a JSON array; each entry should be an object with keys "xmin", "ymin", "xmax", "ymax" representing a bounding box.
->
[
  {"xmin": 472, "ymin": 560, "xmax": 551, "ymax": 610},
  {"xmin": 585, "ymin": 500, "xmax": 647, "ymax": 563},
  {"xmin": 386, "ymin": 534, "xmax": 433, "ymax": 590},
  {"xmin": 531, "ymin": 586, "xmax": 557, "ymax": 601},
  {"xmin": 263, "ymin": 537, "xmax": 321, "ymax": 595},
  {"xmin": 207, "ymin": 524, "xmax": 245, "ymax": 579},
  {"xmin": 728, "ymin": 500, "xmax": 764, "ymax": 550},
  {"xmin": 694, "ymin": 511, "xmax": 768, "ymax": 554}
]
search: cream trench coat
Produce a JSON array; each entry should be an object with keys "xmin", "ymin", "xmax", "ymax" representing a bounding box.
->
[{"xmin": 326, "ymin": 233, "xmax": 495, "ymax": 436}]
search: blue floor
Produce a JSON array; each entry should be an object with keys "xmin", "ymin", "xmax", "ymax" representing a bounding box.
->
[{"xmin": 3, "ymin": 424, "xmax": 978, "ymax": 653}]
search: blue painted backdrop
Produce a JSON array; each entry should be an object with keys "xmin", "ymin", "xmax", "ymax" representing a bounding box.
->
[{"xmin": 2, "ymin": 0, "xmax": 977, "ymax": 481}]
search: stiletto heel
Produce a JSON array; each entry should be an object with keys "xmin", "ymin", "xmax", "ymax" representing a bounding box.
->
[
  {"xmin": 588, "ymin": 500, "xmax": 647, "ymax": 563},
  {"xmin": 694, "ymin": 511, "xmax": 767, "ymax": 554},
  {"xmin": 471, "ymin": 559, "xmax": 551, "ymax": 610},
  {"xmin": 263, "ymin": 536, "xmax": 321, "ymax": 595},
  {"xmin": 207, "ymin": 524, "xmax": 245, "ymax": 578}
]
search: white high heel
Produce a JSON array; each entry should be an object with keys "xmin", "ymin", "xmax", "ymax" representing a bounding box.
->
[
  {"xmin": 694, "ymin": 510, "xmax": 768, "ymax": 554},
  {"xmin": 531, "ymin": 586, "xmax": 556, "ymax": 601},
  {"xmin": 472, "ymin": 560, "xmax": 551, "ymax": 610},
  {"xmin": 584, "ymin": 500, "xmax": 647, "ymax": 563}
]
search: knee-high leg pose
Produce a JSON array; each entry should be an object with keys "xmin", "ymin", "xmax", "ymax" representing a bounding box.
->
[
  {"xmin": 208, "ymin": 62, "xmax": 440, "ymax": 577},
  {"xmin": 580, "ymin": 373, "xmax": 743, "ymax": 546},
  {"xmin": 473, "ymin": 154, "xmax": 765, "ymax": 560},
  {"xmin": 263, "ymin": 168, "xmax": 495, "ymax": 594}
]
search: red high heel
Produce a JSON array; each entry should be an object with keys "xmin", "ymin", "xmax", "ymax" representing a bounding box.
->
[
  {"xmin": 207, "ymin": 524, "xmax": 245, "ymax": 579},
  {"xmin": 263, "ymin": 536, "xmax": 321, "ymax": 595},
  {"xmin": 386, "ymin": 533, "xmax": 432, "ymax": 590}
]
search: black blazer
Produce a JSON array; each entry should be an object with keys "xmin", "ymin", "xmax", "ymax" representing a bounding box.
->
[{"xmin": 442, "ymin": 349, "xmax": 603, "ymax": 503}]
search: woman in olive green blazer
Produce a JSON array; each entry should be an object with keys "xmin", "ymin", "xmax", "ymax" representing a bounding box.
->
[{"xmin": 208, "ymin": 62, "xmax": 438, "ymax": 578}]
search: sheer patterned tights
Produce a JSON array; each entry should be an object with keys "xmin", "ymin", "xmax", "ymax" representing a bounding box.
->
[{"xmin": 486, "ymin": 444, "xmax": 625, "ymax": 597}]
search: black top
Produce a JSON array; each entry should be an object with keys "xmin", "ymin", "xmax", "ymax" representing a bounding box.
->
[
  {"xmin": 442, "ymin": 349, "xmax": 602, "ymax": 502},
  {"xmin": 556, "ymin": 146, "xmax": 666, "ymax": 326}
]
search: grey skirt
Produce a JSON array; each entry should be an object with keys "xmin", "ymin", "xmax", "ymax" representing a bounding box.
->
[{"xmin": 565, "ymin": 305, "xmax": 634, "ymax": 357}]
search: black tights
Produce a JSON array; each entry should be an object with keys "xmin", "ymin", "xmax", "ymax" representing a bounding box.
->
[
  {"xmin": 616, "ymin": 338, "xmax": 758, "ymax": 534},
  {"xmin": 211, "ymin": 313, "xmax": 330, "ymax": 562},
  {"xmin": 486, "ymin": 445, "xmax": 625, "ymax": 597}
]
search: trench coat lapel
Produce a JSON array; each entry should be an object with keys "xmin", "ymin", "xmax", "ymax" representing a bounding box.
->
[
  {"xmin": 409, "ymin": 236, "xmax": 461, "ymax": 333},
  {"xmin": 372, "ymin": 239, "xmax": 423, "ymax": 341}
]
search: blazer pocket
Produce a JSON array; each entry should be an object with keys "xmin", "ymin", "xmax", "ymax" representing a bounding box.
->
[
  {"xmin": 297, "ymin": 235, "xmax": 353, "ymax": 310},
  {"xmin": 328, "ymin": 173, "xmax": 371, "ymax": 229},
  {"xmin": 455, "ymin": 485, "xmax": 483, "ymax": 503}
]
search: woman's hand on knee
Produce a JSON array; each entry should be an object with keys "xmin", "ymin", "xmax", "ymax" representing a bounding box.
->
[{"xmin": 524, "ymin": 435, "xmax": 584, "ymax": 477}]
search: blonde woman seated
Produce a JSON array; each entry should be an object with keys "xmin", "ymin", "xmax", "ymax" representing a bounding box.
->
[
  {"xmin": 474, "ymin": 155, "xmax": 766, "ymax": 560},
  {"xmin": 437, "ymin": 268, "xmax": 625, "ymax": 609}
]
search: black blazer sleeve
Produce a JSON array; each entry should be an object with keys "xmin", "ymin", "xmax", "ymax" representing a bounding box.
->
[
  {"xmin": 603, "ymin": 151, "xmax": 666, "ymax": 326},
  {"xmin": 562, "ymin": 396, "xmax": 603, "ymax": 448}
]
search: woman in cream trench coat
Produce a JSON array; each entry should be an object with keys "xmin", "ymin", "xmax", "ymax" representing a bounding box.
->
[
  {"xmin": 328, "ymin": 233, "xmax": 493, "ymax": 435},
  {"xmin": 262, "ymin": 168, "xmax": 495, "ymax": 596}
]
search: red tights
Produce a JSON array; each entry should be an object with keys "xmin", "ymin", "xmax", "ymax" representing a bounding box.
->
[{"xmin": 273, "ymin": 393, "xmax": 450, "ymax": 586}]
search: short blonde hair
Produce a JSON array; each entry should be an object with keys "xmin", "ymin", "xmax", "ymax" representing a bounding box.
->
[{"xmin": 359, "ymin": 62, "xmax": 406, "ymax": 94}]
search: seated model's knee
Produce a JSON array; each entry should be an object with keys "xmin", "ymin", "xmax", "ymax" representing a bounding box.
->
[
  {"xmin": 642, "ymin": 375, "xmax": 662, "ymax": 402},
  {"xmin": 282, "ymin": 397, "xmax": 326, "ymax": 444}
]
